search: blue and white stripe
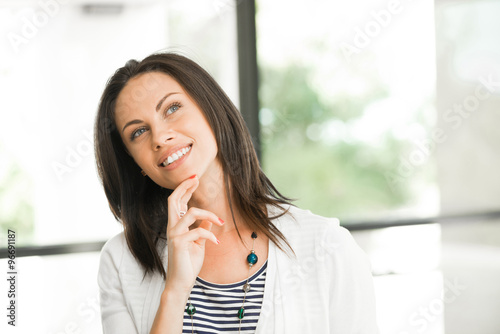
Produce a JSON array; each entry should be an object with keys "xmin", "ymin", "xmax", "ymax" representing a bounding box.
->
[{"xmin": 182, "ymin": 260, "xmax": 268, "ymax": 333}]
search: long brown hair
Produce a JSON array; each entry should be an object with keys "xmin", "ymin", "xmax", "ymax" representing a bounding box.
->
[{"xmin": 94, "ymin": 52, "xmax": 294, "ymax": 278}]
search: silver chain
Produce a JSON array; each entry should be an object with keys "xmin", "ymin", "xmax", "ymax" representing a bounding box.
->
[{"xmin": 187, "ymin": 232, "xmax": 258, "ymax": 333}]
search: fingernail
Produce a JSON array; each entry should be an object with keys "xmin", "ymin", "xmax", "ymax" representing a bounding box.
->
[
  {"xmin": 218, "ymin": 218, "xmax": 225, "ymax": 224},
  {"xmin": 189, "ymin": 174, "xmax": 197, "ymax": 179},
  {"xmin": 216, "ymin": 238, "xmax": 221, "ymax": 244}
]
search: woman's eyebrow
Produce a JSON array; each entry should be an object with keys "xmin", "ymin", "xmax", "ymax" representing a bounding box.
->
[
  {"xmin": 122, "ymin": 119, "xmax": 143, "ymax": 133},
  {"xmin": 156, "ymin": 92, "xmax": 180, "ymax": 112}
]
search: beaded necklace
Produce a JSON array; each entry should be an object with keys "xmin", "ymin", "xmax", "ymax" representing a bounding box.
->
[{"xmin": 186, "ymin": 231, "xmax": 259, "ymax": 333}]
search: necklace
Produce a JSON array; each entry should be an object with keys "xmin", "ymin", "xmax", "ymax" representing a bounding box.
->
[{"xmin": 186, "ymin": 231, "xmax": 259, "ymax": 334}]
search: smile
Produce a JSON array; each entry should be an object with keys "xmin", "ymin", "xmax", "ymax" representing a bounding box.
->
[{"xmin": 161, "ymin": 145, "xmax": 192, "ymax": 167}]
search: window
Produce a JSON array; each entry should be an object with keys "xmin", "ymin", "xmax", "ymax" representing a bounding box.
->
[
  {"xmin": 0, "ymin": 0, "xmax": 238, "ymax": 247},
  {"xmin": 257, "ymin": 0, "xmax": 437, "ymax": 222},
  {"xmin": 0, "ymin": 1, "xmax": 238, "ymax": 333}
]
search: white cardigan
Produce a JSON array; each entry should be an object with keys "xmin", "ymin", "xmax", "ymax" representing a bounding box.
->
[{"xmin": 98, "ymin": 205, "xmax": 379, "ymax": 333}]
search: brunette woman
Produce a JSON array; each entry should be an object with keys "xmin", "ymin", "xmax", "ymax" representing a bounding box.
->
[{"xmin": 95, "ymin": 52, "xmax": 379, "ymax": 333}]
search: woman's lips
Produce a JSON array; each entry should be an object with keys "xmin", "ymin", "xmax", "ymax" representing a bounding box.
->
[{"xmin": 159, "ymin": 144, "xmax": 192, "ymax": 170}]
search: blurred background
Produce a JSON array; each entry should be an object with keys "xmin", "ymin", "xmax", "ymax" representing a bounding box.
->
[{"xmin": 0, "ymin": 0, "xmax": 499, "ymax": 333}]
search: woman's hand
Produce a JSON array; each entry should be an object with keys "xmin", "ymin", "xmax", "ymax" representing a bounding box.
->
[{"xmin": 163, "ymin": 175, "xmax": 223, "ymax": 295}]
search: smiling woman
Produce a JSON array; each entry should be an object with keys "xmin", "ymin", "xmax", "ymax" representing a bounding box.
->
[
  {"xmin": 114, "ymin": 72, "xmax": 218, "ymax": 190},
  {"xmin": 94, "ymin": 52, "xmax": 379, "ymax": 333}
]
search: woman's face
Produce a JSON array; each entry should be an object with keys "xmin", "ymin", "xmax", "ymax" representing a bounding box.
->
[{"xmin": 114, "ymin": 71, "xmax": 218, "ymax": 190}]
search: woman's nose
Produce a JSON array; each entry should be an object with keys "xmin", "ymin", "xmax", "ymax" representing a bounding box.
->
[{"xmin": 152, "ymin": 127, "xmax": 175, "ymax": 151}]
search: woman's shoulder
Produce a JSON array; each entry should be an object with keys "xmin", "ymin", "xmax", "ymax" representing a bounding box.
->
[
  {"xmin": 270, "ymin": 204, "xmax": 356, "ymax": 254},
  {"xmin": 272, "ymin": 204, "xmax": 373, "ymax": 280},
  {"xmin": 98, "ymin": 232, "xmax": 126, "ymax": 272},
  {"xmin": 99, "ymin": 231, "xmax": 166, "ymax": 277},
  {"xmin": 99, "ymin": 231, "xmax": 142, "ymax": 274},
  {"xmin": 101, "ymin": 232, "xmax": 127, "ymax": 257},
  {"xmin": 271, "ymin": 204, "xmax": 341, "ymax": 235}
]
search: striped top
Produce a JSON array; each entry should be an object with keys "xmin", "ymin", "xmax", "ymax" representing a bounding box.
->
[{"xmin": 182, "ymin": 260, "xmax": 268, "ymax": 333}]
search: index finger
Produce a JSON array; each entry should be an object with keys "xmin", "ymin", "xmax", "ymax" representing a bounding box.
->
[{"xmin": 167, "ymin": 175, "xmax": 198, "ymax": 229}]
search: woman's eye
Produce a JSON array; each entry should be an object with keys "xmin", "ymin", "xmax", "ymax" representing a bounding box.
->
[
  {"xmin": 131, "ymin": 128, "xmax": 146, "ymax": 140},
  {"xmin": 165, "ymin": 103, "xmax": 181, "ymax": 116}
]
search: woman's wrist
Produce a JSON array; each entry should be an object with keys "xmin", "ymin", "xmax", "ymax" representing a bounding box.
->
[
  {"xmin": 150, "ymin": 285, "xmax": 190, "ymax": 334},
  {"xmin": 161, "ymin": 285, "xmax": 190, "ymax": 305}
]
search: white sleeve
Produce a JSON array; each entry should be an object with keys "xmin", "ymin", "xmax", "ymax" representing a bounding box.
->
[
  {"xmin": 97, "ymin": 235, "xmax": 139, "ymax": 334},
  {"xmin": 327, "ymin": 226, "xmax": 380, "ymax": 333}
]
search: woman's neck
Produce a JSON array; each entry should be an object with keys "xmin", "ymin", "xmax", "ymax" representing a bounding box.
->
[{"xmin": 188, "ymin": 159, "xmax": 245, "ymax": 236}]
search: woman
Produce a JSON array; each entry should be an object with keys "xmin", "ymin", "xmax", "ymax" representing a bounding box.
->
[{"xmin": 95, "ymin": 52, "xmax": 379, "ymax": 334}]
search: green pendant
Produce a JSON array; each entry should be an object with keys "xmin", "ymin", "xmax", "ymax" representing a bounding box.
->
[
  {"xmin": 247, "ymin": 251, "xmax": 258, "ymax": 267},
  {"xmin": 238, "ymin": 307, "xmax": 245, "ymax": 319},
  {"xmin": 186, "ymin": 303, "xmax": 196, "ymax": 315}
]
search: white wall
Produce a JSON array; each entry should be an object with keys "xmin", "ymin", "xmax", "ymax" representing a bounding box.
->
[
  {"xmin": 0, "ymin": 0, "xmax": 239, "ymax": 245},
  {"xmin": 0, "ymin": 1, "xmax": 238, "ymax": 332},
  {"xmin": 435, "ymin": 1, "xmax": 500, "ymax": 333}
]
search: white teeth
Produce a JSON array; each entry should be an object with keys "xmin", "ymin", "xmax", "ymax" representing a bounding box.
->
[{"xmin": 161, "ymin": 145, "xmax": 191, "ymax": 167}]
